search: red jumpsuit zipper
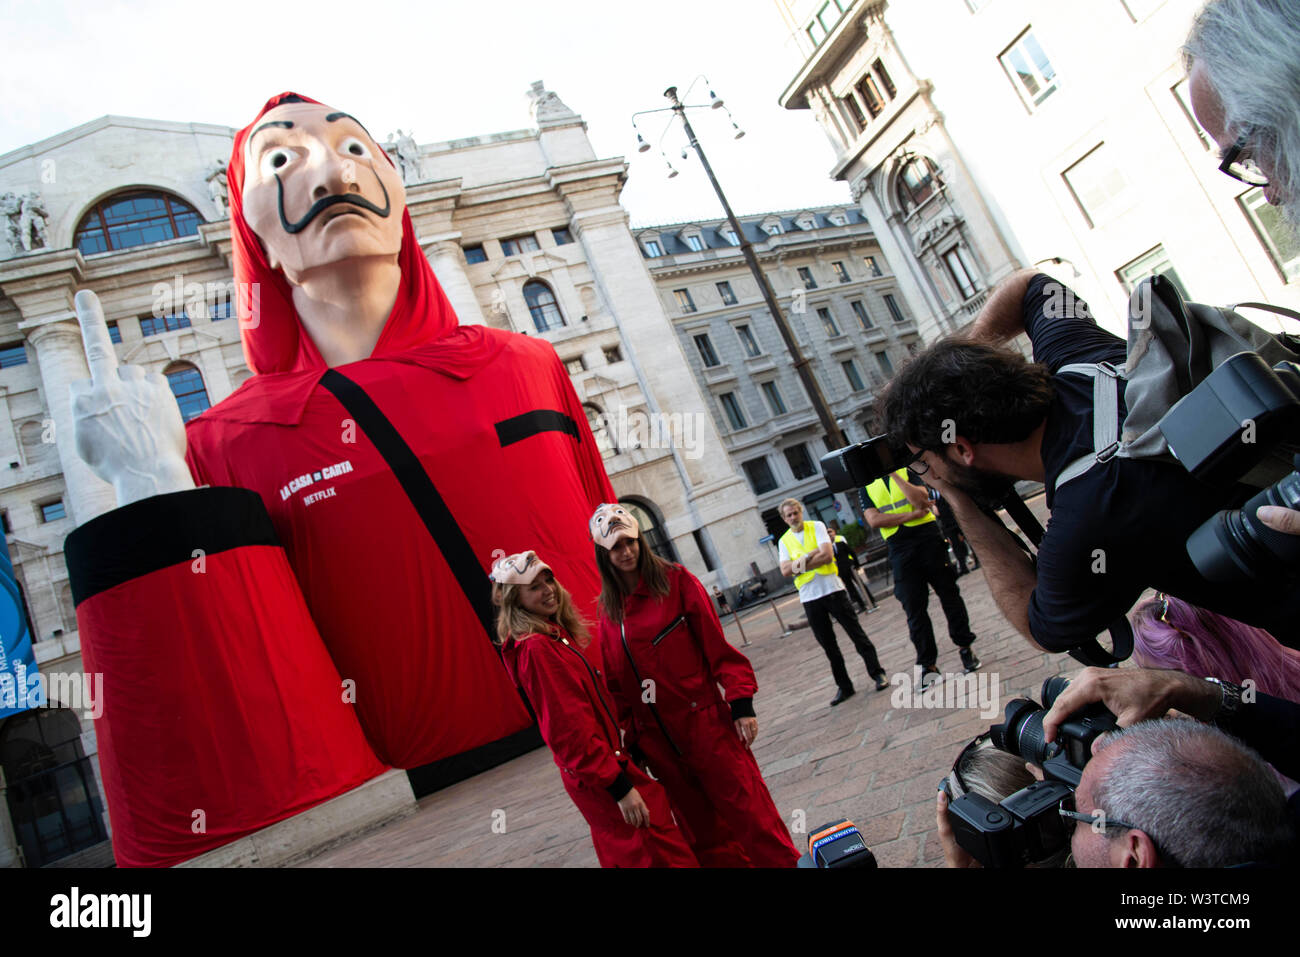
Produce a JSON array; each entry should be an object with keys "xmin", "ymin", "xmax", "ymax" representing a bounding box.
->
[{"xmin": 598, "ymin": 564, "xmax": 801, "ymax": 868}]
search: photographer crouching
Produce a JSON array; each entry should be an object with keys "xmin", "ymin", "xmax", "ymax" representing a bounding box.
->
[
  {"xmin": 875, "ymin": 270, "xmax": 1300, "ymax": 656},
  {"xmin": 936, "ymin": 673, "xmax": 1298, "ymax": 868}
]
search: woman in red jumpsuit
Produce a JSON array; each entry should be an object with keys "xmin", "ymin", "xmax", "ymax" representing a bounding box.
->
[
  {"xmin": 491, "ymin": 550, "xmax": 697, "ymax": 868},
  {"xmin": 588, "ymin": 505, "xmax": 802, "ymax": 868}
]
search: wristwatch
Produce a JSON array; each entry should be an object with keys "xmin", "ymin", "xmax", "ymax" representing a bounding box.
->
[{"xmin": 1205, "ymin": 677, "xmax": 1244, "ymax": 727}]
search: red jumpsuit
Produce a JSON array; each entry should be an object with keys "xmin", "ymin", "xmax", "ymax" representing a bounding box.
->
[
  {"xmin": 64, "ymin": 92, "xmax": 617, "ymax": 865},
  {"xmin": 597, "ymin": 564, "xmax": 801, "ymax": 868},
  {"xmin": 501, "ymin": 627, "xmax": 696, "ymax": 867}
]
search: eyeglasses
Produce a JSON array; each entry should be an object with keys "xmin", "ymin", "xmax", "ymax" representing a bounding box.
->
[
  {"xmin": 1059, "ymin": 794, "xmax": 1182, "ymax": 866},
  {"xmin": 1219, "ymin": 130, "xmax": 1270, "ymax": 187},
  {"xmin": 908, "ymin": 454, "xmax": 930, "ymax": 476},
  {"xmin": 1057, "ymin": 793, "xmax": 1140, "ymax": 835}
]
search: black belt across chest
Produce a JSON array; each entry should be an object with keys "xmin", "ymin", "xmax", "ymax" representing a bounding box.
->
[
  {"xmin": 320, "ymin": 369, "xmax": 581, "ymax": 646},
  {"xmin": 620, "ymin": 618, "xmax": 684, "ymax": 756}
]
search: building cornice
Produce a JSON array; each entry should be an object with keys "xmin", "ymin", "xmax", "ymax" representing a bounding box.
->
[
  {"xmin": 778, "ymin": 2, "xmax": 886, "ymax": 110},
  {"xmin": 642, "ymin": 231, "xmax": 881, "ymax": 278},
  {"xmin": 421, "ymin": 128, "xmax": 537, "ymax": 157},
  {"xmin": 0, "ymin": 115, "xmax": 235, "ymax": 168},
  {"xmin": 829, "ymin": 86, "xmax": 935, "ymax": 182}
]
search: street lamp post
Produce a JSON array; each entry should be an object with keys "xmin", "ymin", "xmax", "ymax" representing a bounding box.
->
[{"xmin": 638, "ymin": 85, "xmax": 848, "ymax": 449}]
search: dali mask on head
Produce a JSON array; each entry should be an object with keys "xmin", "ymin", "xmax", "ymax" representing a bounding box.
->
[{"xmin": 239, "ymin": 100, "xmax": 406, "ymax": 285}]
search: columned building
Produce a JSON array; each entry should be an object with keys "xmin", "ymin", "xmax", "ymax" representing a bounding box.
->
[
  {"xmin": 775, "ymin": 0, "xmax": 1300, "ymax": 336},
  {"xmin": 0, "ymin": 83, "xmax": 769, "ymax": 866},
  {"xmin": 637, "ymin": 205, "xmax": 922, "ymax": 544}
]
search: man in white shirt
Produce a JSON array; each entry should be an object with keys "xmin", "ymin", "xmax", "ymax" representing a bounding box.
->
[{"xmin": 778, "ymin": 498, "xmax": 889, "ymax": 706}]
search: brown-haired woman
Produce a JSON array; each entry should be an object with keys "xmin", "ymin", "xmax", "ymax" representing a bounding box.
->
[
  {"xmin": 491, "ymin": 549, "xmax": 696, "ymax": 868},
  {"xmin": 589, "ymin": 504, "xmax": 801, "ymax": 867}
]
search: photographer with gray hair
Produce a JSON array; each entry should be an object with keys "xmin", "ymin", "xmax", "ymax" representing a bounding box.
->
[
  {"xmin": 1186, "ymin": 0, "xmax": 1299, "ymax": 225},
  {"xmin": 1186, "ymin": 0, "xmax": 1300, "ymax": 539},
  {"xmin": 938, "ymin": 712, "xmax": 1298, "ymax": 868},
  {"xmin": 1068, "ymin": 718, "xmax": 1296, "ymax": 868}
]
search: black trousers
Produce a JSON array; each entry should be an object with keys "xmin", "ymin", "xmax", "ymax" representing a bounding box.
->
[
  {"xmin": 803, "ymin": 589, "xmax": 884, "ymax": 691},
  {"xmin": 888, "ymin": 525, "xmax": 976, "ymax": 668},
  {"xmin": 945, "ymin": 529, "xmax": 971, "ymax": 570},
  {"xmin": 837, "ymin": 568, "xmax": 874, "ymax": 608}
]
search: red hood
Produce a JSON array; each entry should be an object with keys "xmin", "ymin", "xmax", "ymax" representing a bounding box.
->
[{"xmin": 211, "ymin": 91, "xmax": 499, "ymax": 425}]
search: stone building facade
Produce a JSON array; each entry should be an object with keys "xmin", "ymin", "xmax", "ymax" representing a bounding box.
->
[
  {"xmin": 775, "ymin": 0, "xmax": 1300, "ymax": 336},
  {"xmin": 636, "ymin": 205, "xmax": 923, "ymax": 542},
  {"xmin": 0, "ymin": 83, "xmax": 771, "ymax": 866}
]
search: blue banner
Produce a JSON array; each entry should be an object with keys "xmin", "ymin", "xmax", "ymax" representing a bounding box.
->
[{"xmin": 0, "ymin": 532, "xmax": 42, "ymax": 718}]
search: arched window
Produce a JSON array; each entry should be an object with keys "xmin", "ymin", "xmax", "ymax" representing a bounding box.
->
[
  {"xmin": 1, "ymin": 709, "xmax": 109, "ymax": 866},
  {"xmin": 620, "ymin": 498, "xmax": 677, "ymax": 563},
  {"xmin": 74, "ymin": 190, "xmax": 202, "ymax": 255},
  {"xmin": 523, "ymin": 280, "xmax": 565, "ymax": 332},
  {"xmin": 895, "ymin": 156, "xmax": 939, "ymax": 214},
  {"xmin": 584, "ymin": 403, "xmax": 618, "ymax": 459},
  {"xmin": 164, "ymin": 362, "xmax": 211, "ymax": 422}
]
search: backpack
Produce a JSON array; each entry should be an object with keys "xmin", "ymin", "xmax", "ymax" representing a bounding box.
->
[{"xmin": 1053, "ymin": 274, "xmax": 1300, "ymax": 495}]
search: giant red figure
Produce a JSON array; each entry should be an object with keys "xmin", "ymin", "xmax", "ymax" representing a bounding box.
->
[{"xmin": 65, "ymin": 93, "xmax": 616, "ymax": 866}]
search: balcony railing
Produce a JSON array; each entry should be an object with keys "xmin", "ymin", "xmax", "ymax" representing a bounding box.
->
[{"xmin": 961, "ymin": 289, "xmax": 990, "ymax": 318}]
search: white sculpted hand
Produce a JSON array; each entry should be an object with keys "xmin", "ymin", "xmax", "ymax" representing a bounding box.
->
[{"xmin": 70, "ymin": 290, "xmax": 196, "ymax": 507}]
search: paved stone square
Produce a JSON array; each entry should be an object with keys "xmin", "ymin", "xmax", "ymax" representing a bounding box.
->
[{"xmin": 301, "ymin": 500, "xmax": 1075, "ymax": 868}]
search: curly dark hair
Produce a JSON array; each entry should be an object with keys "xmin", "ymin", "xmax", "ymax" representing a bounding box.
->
[{"xmin": 875, "ymin": 339, "xmax": 1055, "ymax": 451}]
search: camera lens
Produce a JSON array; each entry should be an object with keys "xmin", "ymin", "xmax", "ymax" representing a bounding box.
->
[
  {"xmin": 1040, "ymin": 675, "xmax": 1071, "ymax": 709},
  {"xmin": 990, "ymin": 698, "xmax": 1054, "ymax": 764},
  {"xmin": 1014, "ymin": 711, "xmax": 1055, "ymax": 766},
  {"xmin": 1188, "ymin": 470, "xmax": 1300, "ymax": 581}
]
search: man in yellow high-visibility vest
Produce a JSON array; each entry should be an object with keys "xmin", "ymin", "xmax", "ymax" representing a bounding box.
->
[
  {"xmin": 861, "ymin": 469, "xmax": 980, "ymax": 688},
  {"xmin": 778, "ymin": 498, "xmax": 888, "ymax": 706}
]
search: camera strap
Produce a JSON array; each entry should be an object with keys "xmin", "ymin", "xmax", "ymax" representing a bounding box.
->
[
  {"xmin": 1067, "ymin": 616, "xmax": 1134, "ymax": 668},
  {"xmin": 1053, "ymin": 361, "xmax": 1122, "ymax": 495},
  {"xmin": 619, "ymin": 620, "xmax": 683, "ymax": 757}
]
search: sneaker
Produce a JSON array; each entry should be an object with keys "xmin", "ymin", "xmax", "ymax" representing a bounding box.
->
[
  {"xmin": 920, "ymin": 667, "xmax": 942, "ymax": 689},
  {"xmin": 873, "ymin": 673, "xmax": 891, "ymax": 692},
  {"xmin": 960, "ymin": 647, "xmax": 981, "ymax": 674}
]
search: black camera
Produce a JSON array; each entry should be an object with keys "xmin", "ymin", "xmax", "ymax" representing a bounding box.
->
[
  {"xmin": 944, "ymin": 781, "xmax": 1073, "ymax": 869},
  {"xmin": 1158, "ymin": 354, "xmax": 1300, "ymax": 581},
  {"xmin": 819, "ymin": 434, "xmax": 912, "ymax": 493},
  {"xmin": 990, "ymin": 675, "xmax": 1117, "ymax": 788},
  {"xmin": 944, "ymin": 677, "xmax": 1117, "ymax": 867}
]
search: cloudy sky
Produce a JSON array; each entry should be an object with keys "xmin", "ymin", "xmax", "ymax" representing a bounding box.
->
[{"xmin": 0, "ymin": 0, "xmax": 852, "ymax": 226}]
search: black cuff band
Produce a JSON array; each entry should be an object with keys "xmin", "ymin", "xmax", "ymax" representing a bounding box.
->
[
  {"xmin": 730, "ymin": 697, "xmax": 756, "ymax": 720},
  {"xmin": 605, "ymin": 771, "xmax": 633, "ymax": 802},
  {"xmin": 65, "ymin": 486, "xmax": 279, "ymax": 606}
]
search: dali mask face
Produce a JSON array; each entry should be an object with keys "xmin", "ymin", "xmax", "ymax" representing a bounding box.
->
[{"xmin": 241, "ymin": 102, "xmax": 406, "ymax": 285}]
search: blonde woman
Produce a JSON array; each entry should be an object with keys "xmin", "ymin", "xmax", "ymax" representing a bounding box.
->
[{"xmin": 491, "ymin": 550, "xmax": 696, "ymax": 868}]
